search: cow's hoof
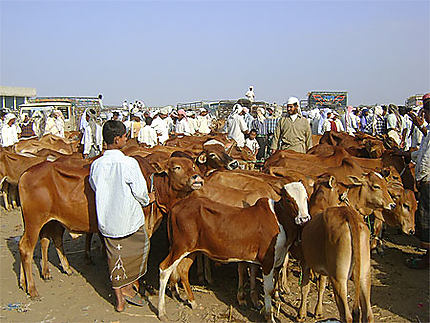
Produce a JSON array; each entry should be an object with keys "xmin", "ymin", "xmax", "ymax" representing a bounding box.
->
[
  {"xmin": 42, "ymin": 273, "xmax": 52, "ymax": 281},
  {"xmin": 158, "ymin": 314, "xmax": 168, "ymax": 321},
  {"xmin": 189, "ymin": 300, "xmax": 197, "ymax": 309},
  {"xmin": 64, "ymin": 268, "xmax": 73, "ymax": 276},
  {"xmin": 296, "ymin": 315, "xmax": 306, "ymax": 322},
  {"xmin": 28, "ymin": 292, "xmax": 40, "ymax": 300},
  {"xmin": 314, "ymin": 313, "xmax": 324, "ymax": 320}
]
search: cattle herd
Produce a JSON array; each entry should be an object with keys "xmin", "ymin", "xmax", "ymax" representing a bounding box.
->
[{"xmin": 0, "ymin": 129, "xmax": 423, "ymax": 322}]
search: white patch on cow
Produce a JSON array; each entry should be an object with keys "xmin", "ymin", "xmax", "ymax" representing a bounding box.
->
[
  {"xmin": 263, "ymin": 268, "xmax": 275, "ymax": 321},
  {"xmin": 158, "ymin": 252, "xmax": 190, "ymax": 318},
  {"xmin": 268, "ymin": 199, "xmax": 276, "ymax": 215},
  {"xmin": 203, "ymin": 139, "xmax": 225, "ymax": 148},
  {"xmin": 274, "ymin": 223, "xmax": 287, "ymax": 268},
  {"xmin": 284, "ymin": 182, "xmax": 311, "ymax": 225},
  {"xmin": 374, "ymin": 172, "xmax": 383, "ymax": 179}
]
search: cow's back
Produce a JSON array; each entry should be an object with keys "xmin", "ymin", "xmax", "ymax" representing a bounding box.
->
[{"xmin": 19, "ymin": 161, "xmax": 98, "ymax": 233}]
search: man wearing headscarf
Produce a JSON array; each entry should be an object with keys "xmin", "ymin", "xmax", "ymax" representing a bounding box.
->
[
  {"xmin": 245, "ymin": 86, "xmax": 255, "ymax": 103},
  {"xmin": 343, "ymin": 106, "xmax": 359, "ymax": 135},
  {"xmin": 251, "ymin": 107, "xmax": 267, "ymax": 161},
  {"xmin": 44, "ymin": 110, "xmax": 65, "ymax": 138},
  {"xmin": 150, "ymin": 109, "xmax": 169, "ymax": 144},
  {"xmin": 323, "ymin": 111, "xmax": 344, "ymax": 132},
  {"xmin": 270, "ymin": 97, "xmax": 312, "ymax": 154},
  {"xmin": 226, "ymin": 104, "xmax": 248, "ymax": 147},
  {"xmin": 195, "ymin": 108, "xmax": 211, "ymax": 134},
  {"xmin": 1, "ymin": 113, "xmax": 21, "ymax": 147},
  {"xmin": 82, "ymin": 108, "xmax": 103, "ymax": 158},
  {"xmin": 175, "ymin": 109, "xmax": 192, "ymax": 136}
]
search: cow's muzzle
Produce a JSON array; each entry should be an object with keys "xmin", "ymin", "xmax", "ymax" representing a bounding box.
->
[{"xmin": 190, "ymin": 174, "xmax": 204, "ymax": 190}]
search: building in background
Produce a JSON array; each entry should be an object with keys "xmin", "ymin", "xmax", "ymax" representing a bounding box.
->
[{"xmin": 0, "ymin": 86, "xmax": 37, "ymax": 111}]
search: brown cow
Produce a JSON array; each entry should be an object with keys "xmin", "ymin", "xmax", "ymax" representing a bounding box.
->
[
  {"xmin": 295, "ymin": 206, "xmax": 374, "ymax": 323},
  {"xmin": 18, "ymin": 156, "xmax": 204, "ymax": 298},
  {"xmin": 13, "ymin": 134, "xmax": 79, "ymax": 155},
  {"xmin": 284, "ymin": 171, "xmax": 395, "ymax": 322},
  {"xmin": 157, "ymin": 181, "xmax": 310, "ymax": 322},
  {"xmin": 0, "ymin": 150, "xmax": 48, "ymax": 210}
]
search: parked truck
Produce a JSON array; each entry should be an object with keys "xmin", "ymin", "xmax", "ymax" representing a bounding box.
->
[{"xmin": 307, "ymin": 91, "xmax": 348, "ymax": 111}]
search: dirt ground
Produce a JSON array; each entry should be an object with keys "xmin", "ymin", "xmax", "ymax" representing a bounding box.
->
[{"xmin": 1, "ymin": 207, "xmax": 429, "ymax": 323}]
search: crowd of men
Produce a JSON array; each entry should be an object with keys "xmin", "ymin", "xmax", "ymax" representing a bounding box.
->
[{"xmin": 0, "ymin": 109, "xmax": 65, "ymax": 147}]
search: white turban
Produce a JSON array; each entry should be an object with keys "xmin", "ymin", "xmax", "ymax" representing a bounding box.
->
[
  {"xmin": 233, "ymin": 104, "xmax": 244, "ymax": 114},
  {"xmin": 200, "ymin": 108, "xmax": 207, "ymax": 113},
  {"xmin": 374, "ymin": 106, "xmax": 383, "ymax": 116},
  {"xmin": 287, "ymin": 97, "xmax": 300, "ymax": 106},
  {"xmin": 160, "ymin": 106, "xmax": 169, "ymax": 115},
  {"xmin": 4, "ymin": 113, "xmax": 17, "ymax": 124}
]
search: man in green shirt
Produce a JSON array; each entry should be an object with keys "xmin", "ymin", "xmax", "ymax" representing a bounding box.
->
[{"xmin": 270, "ymin": 97, "xmax": 312, "ymax": 154}]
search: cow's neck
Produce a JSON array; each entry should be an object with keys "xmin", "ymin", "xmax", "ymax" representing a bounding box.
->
[{"xmin": 344, "ymin": 186, "xmax": 373, "ymax": 217}]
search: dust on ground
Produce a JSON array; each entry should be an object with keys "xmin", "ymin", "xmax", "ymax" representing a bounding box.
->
[{"xmin": 1, "ymin": 208, "xmax": 429, "ymax": 322}]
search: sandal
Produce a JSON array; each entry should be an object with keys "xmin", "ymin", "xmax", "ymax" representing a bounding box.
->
[
  {"xmin": 124, "ymin": 293, "xmax": 145, "ymax": 307},
  {"xmin": 405, "ymin": 256, "xmax": 429, "ymax": 269}
]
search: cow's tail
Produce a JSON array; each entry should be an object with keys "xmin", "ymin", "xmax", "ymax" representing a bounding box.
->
[{"xmin": 346, "ymin": 208, "xmax": 362, "ymax": 322}]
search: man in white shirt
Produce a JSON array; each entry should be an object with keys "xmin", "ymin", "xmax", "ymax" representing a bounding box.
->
[
  {"xmin": 1, "ymin": 113, "xmax": 21, "ymax": 147},
  {"xmin": 226, "ymin": 104, "xmax": 248, "ymax": 147},
  {"xmin": 175, "ymin": 109, "xmax": 192, "ymax": 136},
  {"xmin": 195, "ymin": 108, "xmax": 211, "ymax": 134},
  {"xmin": 82, "ymin": 109, "xmax": 103, "ymax": 158},
  {"xmin": 151, "ymin": 110, "xmax": 170, "ymax": 144},
  {"xmin": 90, "ymin": 120, "xmax": 155, "ymax": 311},
  {"xmin": 138, "ymin": 117, "xmax": 158, "ymax": 147},
  {"xmin": 245, "ymin": 86, "xmax": 255, "ymax": 103},
  {"xmin": 44, "ymin": 110, "xmax": 65, "ymax": 138}
]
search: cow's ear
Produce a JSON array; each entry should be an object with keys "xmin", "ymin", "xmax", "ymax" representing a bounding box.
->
[
  {"xmin": 196, "ymin": 152, "xmax": 207, "ymax": 164},
  {"xmin": 347, "ymin": 175, "xmax": 363, "ymax": 186},
  {"xmin": 151, "ymin": 161, "xmax": 168, "ymax": 174}
]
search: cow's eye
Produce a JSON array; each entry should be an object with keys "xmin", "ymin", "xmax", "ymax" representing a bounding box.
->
[
  {"xmin": 373, "ymin": 184, "xmax": 381, "ymax": 189},
  {"xmin": 209, "ymin": 153, "xmax": 217, "ymax": 158},
  {"xmin": 172, "ymin": 166, "xmax": 181, "ymax": 171},
  {"xmin": 403, "ymin": 204, "xmax": 410, "ymax": 211}
]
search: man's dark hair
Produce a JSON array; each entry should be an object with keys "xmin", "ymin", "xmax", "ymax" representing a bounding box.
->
[
  {"xmin": 145, "ymin": 117, "xmax": 153, "ymax": 126},
  {"xmin": 250, "ymin": 129, "xmax": 258, "ymax": 134},
  {"xmin": 113, "ymin": 112, "xmax": 120, "ymax": 117},
  {"xmin": 102, "ymin": 120, "xmax": 126, "ymax": 144}
]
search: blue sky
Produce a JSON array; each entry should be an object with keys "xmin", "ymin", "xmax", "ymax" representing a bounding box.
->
[{"xmin": 1, "ymin": 0, "xmax": 429, "ymax": 106}]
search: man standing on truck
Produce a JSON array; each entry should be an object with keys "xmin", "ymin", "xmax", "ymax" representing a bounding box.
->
[{"xmin": 270, "ymin": 97, "xmax": 312, "ymax": 153}]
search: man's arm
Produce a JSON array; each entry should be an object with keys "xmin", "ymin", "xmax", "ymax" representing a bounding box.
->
[
  {"xmin": 126, "ymin": 159, "xmax": 154, "ymax": 207},
  {"xmin": 408, "ymin": 111, "xmax": 428, "ymax": 136},
  {"xmin": 270, "ymin": 120, "xmax": 281, "ymax": 153},
  {"xmin": 304, "ymin": 122, "xmax": 312, "ymax": 151}
]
